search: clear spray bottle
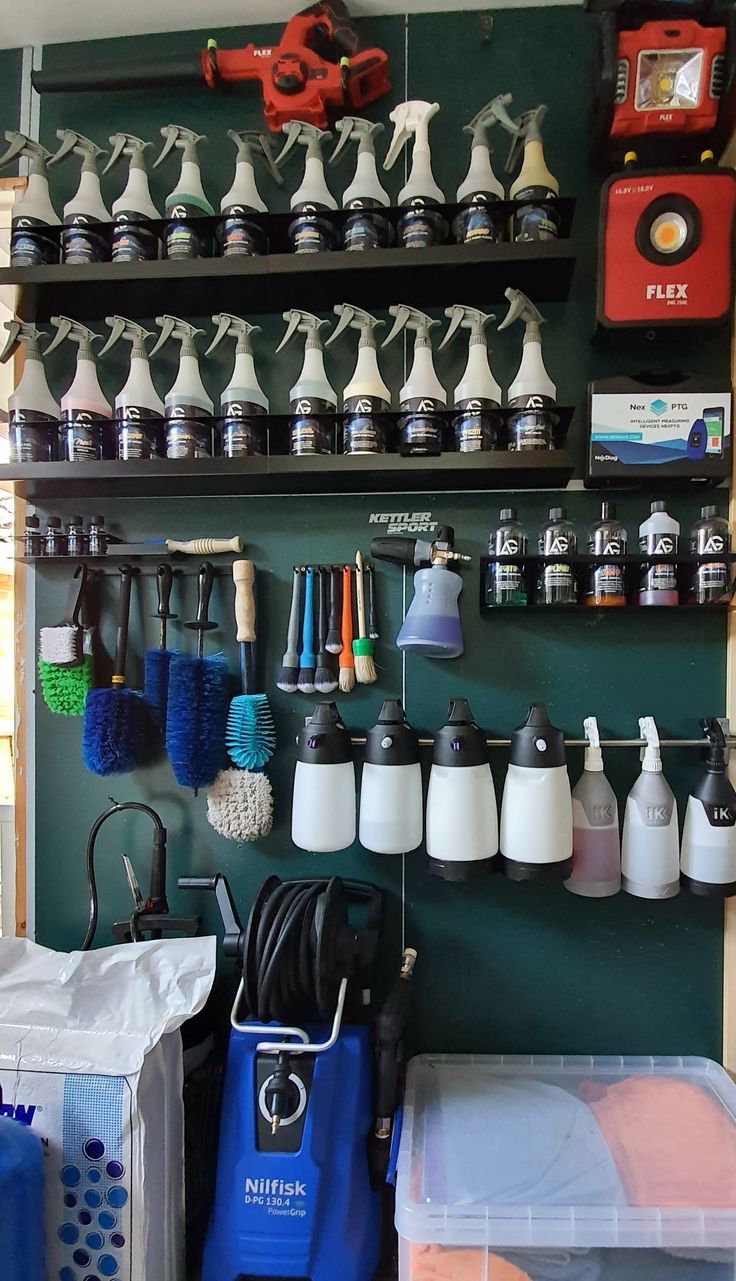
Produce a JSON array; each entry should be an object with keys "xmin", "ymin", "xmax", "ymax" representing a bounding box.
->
[
  {"xmin": 565, "ymin": 716, "xmax": 621, "ymax": 898},
  {"xmin": 326, "ymin": 304, "xmax": 390, "ymax": 454},
  {"xmin": 218, "ymin": 130, "xmax": 281, "ymax": 258},
  {"xmin": 0, "ymin": 132, "xmax": 60, "ymax": 266},
  {"xmin": 438, "ymin": 305, "xmax": 502, "ymax": 452},
  {"xmin": 0, "ymin": 320, "xmax": 59, "ymax": 462},
  {"xmin": 382, "ymin": 305, "xmax": 446, "ymax": 456},
  {"xmin": 621, "ymin": 716, "xmax": 680, "ymax": 899},
  {"xmin": 153, "ymin": 125, "xmax": 214, "ymax": 260},
  {"xmin": 276, "ymin": 121, "xmax": 338, "ymax": 253},
  {"xmin": 383, "ymin": 100, "xmax": 447, "ymax": 248},
  {"xmin": 454, "ymin": 94, "xmax": 520, "ymax": 245},
  {"xmin": 505, "ymin": 105, "xmax": 560, "ymax": 242},
  {"xmin": 103, "ymin": 133, "xmax": 161, "ymax": 262},
  {"xmin": 45, "ymin": 317, "xmax": 111, "ymax": 461},
  {"xmin": 498, "ymin": 287, "xmax": 557, "ymax": 451},
  {"xmin": 329, "ymin": 117, "xmax": 391, "ymax": 251},
  {"xmin": 149, "ymin": 316, "xmax": 215, "ymax": 458},
  {"xmin": 205, "ymin": 314, "xmax": 268, "ymax": 458},
  {"xmin": 49, "ymin": 130, "xmax": 110, "ymax": 264},
  {"xmin": 276, "ymin": 310, "xmax": 336, "ymax": 456},
  {"xmin": 97, "ymin": 316, "xmax": 165, "ymax": 460}
]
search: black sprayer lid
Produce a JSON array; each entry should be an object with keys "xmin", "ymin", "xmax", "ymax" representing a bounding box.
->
[
  {"xmin": 509, "ymin": 703, "xmax": 566, "ymax": 769},
  {"xmin": 499, "ymin": 508, "xmax": 516, "ymax": 522},
  {"xmin": 26, "ymin": 515, "xmax": 40, "ymax": 529},
  {"xmin": 703, "ymin": 717, "xmax": 727, "ymax": 773},
  {"xmin": 90, "ymin": 514, "xmax": 105, "ymax": 526},
  {"xmin": 69, "ymin": 514, "xmax": 83, "ymax": 527},
  {"xmin": 46, "ymin": 516, "xmax": 61, "ymax": 530},
  {"xmin": 432, "ymin": 697, "xmax": 488, "ymax": 768},
  {"xmin": 364, "ymin": 698, "xmax": 419, "ymax": 766},
  {"xmin": 549, "ymin": 507, "xmax": 565, "ymax": 521},
  {"xmin": 601, "ymin": 501, "xmax": 616, "ymax": 520},
  {"xmin": 701, "ymin": 505, "xmax": 718, "ymax": 519},
  {"xmin": 651, "ymin": 500, "xmax": 666, "ymax": 513},
  {"xmin": 297, "ymin": 701, "xmax": 353, "ymax": 765}
]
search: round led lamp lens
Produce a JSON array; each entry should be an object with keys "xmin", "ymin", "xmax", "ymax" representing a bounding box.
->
[{"xmin": 649, "ymin": 211, "xmax": 689, "ymax": 255}]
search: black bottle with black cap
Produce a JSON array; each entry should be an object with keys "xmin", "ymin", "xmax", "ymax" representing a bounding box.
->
[{"xmin": 425, "ymin": 697, "xmax": 499, "ymax": 881}]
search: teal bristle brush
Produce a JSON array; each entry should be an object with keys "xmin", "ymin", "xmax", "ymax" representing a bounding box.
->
[
  {"xmin": 144, "ymin": 563, "xmax": 177, "ymax": 732},
  {"xmin": 226, "ymin": 559, "xmax": 276, "ymax": 770}
]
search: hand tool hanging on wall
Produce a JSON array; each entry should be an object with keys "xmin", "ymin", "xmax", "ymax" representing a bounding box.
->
[
  {"xmin": 329, "ymin": 117, "xmax": 391, "ymax": 250},
  {"xmin": 277, "ymin": 567, "xmax": 303, "ymax": 693},
  {"xmin": 621, "ymin": 716, "xmax": 680, "ymax": 899},
  {"xmin": 154, "ymin": 125, "xmax": 215, "ymax": 260},
  {"xmin": 31, "ymin": 3, "xmax": 391, "ymax": 133},
  {"xmin": 166, "ymin": 562, "xmax": 229, "ymax": 793},
  {"xmin": 82, "ymin": 564, "xmax": 148, "ymax": 775},
  {"xmin": 218, "ymin": 130, "xmax": 282, "ymax": 258},
  {"xmin": 98, "ymin": 316, "xmax": 165, "ymax": 461},
  {"xmin": 0, "ymin": 319, "xmax": 59, "ymax": 465},
  {"xmin": 353, "ymin": 550, "xmax": 377, "ymax": 684},
  {"xmin": 371, "ymin": 526, "xmax": 470, "ymax": 659},
  {"xmin": 339, "ymin": 563, "xmax": 356, "ymax": 693},
  {"xmin": 143, "ymin": 563, "xmax": 178, "ymax": 733},
  {"xmin": 455, "ymin": 94, "xmax": 520, "ymax": 244},
  {"xmin": 327, "ymin": 566, "xmax": 342, "ymax": 652},
  {"xmin": 38, "ymin": 565, "xmax": 94, "ymax": 717},
  {"xmin": 315, "ymin": 567, "xmax": 339, "ymax": 693},
  {"xmin": 0, "ymin": 132, "xmax": 60, "ymax": 266},
  {"xmin": 298, "ymin": 565, "xmax": 317, "ymax": 693},
  {"xmin": 359, "ymin": 699, "xmax": 423, "ymax": 856},
  {"xmin": 292, "ymin": 702, "xmax": 356, "ymax": 850},
  {"xmin": 565, "ymin": 716, "xmax": 621, "ymax": 898},
  {"xmin": 150, "ymin": 315, "xmax": 216, "ymax": 459},
  {"xmin": 277, "ymin": 121, "xmax": 339, "ymax": 252},
  {"xmin": 681, "ymin": 717, "xmax": 736, "ymax": 897},
  {"xmin": 48, "ymin": 130, "xmax": 110, "ymax": 264},
  {"xmin": 439, "ymin": 305, "xmax": 502, "ymax": 453},
  {"xmin": 426, "ymin": 697, "xmax": 498, "ymax": 881},
  {"xmin": 499, "ymin": 703, "xmax": 573, "ymax": 882},
  {"xmin": 45, "ymin": 316, "xmax": 112, "ymax": 462},
  {"xmin": 384, "ymin": 100, "xmax": 446, "ymax": 247},
  {"xmin": 103, "ymin": 132, "xmax": 161, "ymax": 263},
  {"xmin": 326, "ymin": 303, "xmax": 390, "ymax": 454},
  {"xmin": 205, "ymin": 314, "xmax": 268, "ymax": 459}
]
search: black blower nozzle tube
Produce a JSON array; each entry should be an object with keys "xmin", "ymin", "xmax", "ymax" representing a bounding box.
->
[{"xmin": 32, "ymin": 50, "xmax": 205, "ymax": 95}]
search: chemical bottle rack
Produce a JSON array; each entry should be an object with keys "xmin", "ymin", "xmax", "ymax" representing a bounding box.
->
[
  {"xmin": 479, "ymin": 553, "xmax": 736, "ymax": 611},
  {"xmin": 0, "ymin": 200, "xmax": 577, "ymax": 322}
]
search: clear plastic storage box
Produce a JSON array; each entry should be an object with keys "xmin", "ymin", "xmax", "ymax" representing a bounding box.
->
[{"xmin": 395, "ymin": 1055, "xmax": 736, "ymax": 1281}]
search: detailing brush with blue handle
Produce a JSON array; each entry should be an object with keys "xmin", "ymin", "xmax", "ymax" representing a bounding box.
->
[
  {"xmin": 166, "ymin": 561, "xmax": 229, "ymax": 792},
  {"xmin": 83, "ymin": 564, "xmax": 147, "ymax": 775},
  {"xmin": 226, "ymin": 559, "xmax": 276, "ymax": 770},
  {"xmin": 144, "ymin": 563, "xmax": 178, "ymax": 732},
  {"xmin": 297, "ymin": 566, "xmax": 317, "ymax": 694},
  {"xmin": 315, "ymin": 566, "xmax": 338, "ymax": 694}
]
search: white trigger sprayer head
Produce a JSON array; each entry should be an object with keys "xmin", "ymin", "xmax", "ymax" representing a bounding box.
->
[
  {"xmin": 583, "ymin": 716, "xmax": 603, "ymax": 772},
  {"xmin": 326, "ymin": 304, "xmax": 384, "ymax": 349},
  {"xmin": 439, "ymin": 305, "xmax": 495, "ymax": 350},
  {"xmin": 0, "ymin": 319, "xmax": 47, "ymax": 363},
  {"xmin": 149, "ymin": 315, "xmax": 205, "ymax": 357},
  {"xmin": 0, "ymin": 132, "xmax": 53, "ymax": 174},
  {"xmin": 205, "ymin": 313, "xmax": 261, "ymax": 358},
  {"xmin": 98, "ymin": 316, "xmax": 154, "ymax": 358},
  {"xmin": 103, "ymin": 133, "xmax": 150, "ymax": 175},
  {"xmin": 45, "ymin": 315, "xmax": 101, "ymax": 356},
  {"xmin": 382, "ymin": 305, "xmax": 438, "ymax": 348},
  {"xmin": 49, "ymin": 130, "xmax": 107, "ymax": 173},
  {"xmin": 639, "ymin": 716, "xmax": 662, "ymax": 773},
  {"xmin": 384, "ymin": 101, "xmax": 443, "ymax": 205},
  {"xmin": 275, "ymin": 310, "xmax": 329, "ymax": 354},
  {"xmin": 498, "ymin": 288, "xmax": 545, "ymax": 338},
  {"xmin": 153, "ymin": 125, "xmax": 206, "ymax": 168}
]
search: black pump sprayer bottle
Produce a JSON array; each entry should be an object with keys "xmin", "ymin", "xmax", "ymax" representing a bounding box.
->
[{"xmin": 681, "ymin": 718, "xmax": 736, "ymax": 897}]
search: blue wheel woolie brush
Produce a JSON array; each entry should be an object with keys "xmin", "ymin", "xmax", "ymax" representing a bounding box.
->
[
  {"xmin": 144, "ymin": 563, "xmax": 178, "ymax": 731},
  {"xmin": 82, "ymin": 564, "xmax": 147, "ymax": 776},
  {"xmin": 226, "ymin": 560, "xmax": 276, "ymax": 770},
  {"xmin": 166, "ymin": 561, "xmax": 229, "ymax": 792}
]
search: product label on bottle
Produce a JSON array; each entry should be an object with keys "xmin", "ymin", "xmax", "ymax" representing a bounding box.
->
[
  {"xmin": 111, "ymin": 213, "xmax": 159, "ymax": 263},
  {"xmin": 453, "ymin": 399, "xmax": 500, "ymax": 453},
  {"xmin": 219, "ymin": 213, "xmax": 264, "ymax": 257},
  {"xmin": 115, "ymin": 406, "xmax": 164, "ymax": 460},
  {"xmin": 640, "ymin": 531, "xmax": 678, "ymax": 596},
  {"xmin": 61, "ymin": 217, "xmax": 108, "ymax": 264},
  {"xmin": 397, "ymin": 204, "xmax": 446, "ymax": 250},
  {"xmin": 454, "ymin": 200, "xmax": 501, "ymax": 245},
  {"xmin": 289, "ymin": 210, "xmax": 336, "ymax": 254},
  {"xmin": 11, "ymin": 217, "xmax": 58, "ymax": 267},
  {"xmin": 165, "ymin": 406, "xmax": 214, "ymax": 458},
  {"xmin": 588, "ymin": 563, "xmax": 625, "ymax": 601},
  {"xmin": 704, "ymin": 802, "xmax": 736, "ymax": 826},
  {"xmin": 490, "ymin": 563, "xmax": 526, "ymax": 605},
  {"xmin": 541, "ymin": 530, "xmax": 575, "ymax": 557},
  {"xmin": 507, "ymin": 397, "xmax": 555, "ymax": 451},
  {"xmin": 512, "ymin": 192, "xmax": 560, "ymax": 243},
  {"xmin": 343, "ymin": 396, "xmax": 390, "ymax": 454},
  {"xmin": 165, "ymin": 205, "xmax": 211, "ymax": 260},
  {"xmin": 343, "ymin": 210, "xmax": 388, "ymax": 252},
  {"xmin": 398, "ymin": 398, "xmax": 444, "ymax": 456},
  {"xmin": 693, "ymin": 562, "xmax": 730, "ymax": 603},
  {"xmin": 222, "ymin": 399, "xmax": 267, "ymax": 458},
  {"xmin": 290, "ymin": 397, "xmax": 334, "ymax": 455},
  {"xmin": 60, "ymin": 409, "xmax": 110, "ymax": 461},
  {"xmin": 540, "ymin": 563, "xmax": 576, "ymax": 604},
  {"xmin": 8, "ymin": 408, "xmax": 56, "ymax": 463}
]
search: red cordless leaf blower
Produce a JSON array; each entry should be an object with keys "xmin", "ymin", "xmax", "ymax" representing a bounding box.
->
[{"xmin": 31, "ymin": 1, "xmax": 391, "ymax": 133}]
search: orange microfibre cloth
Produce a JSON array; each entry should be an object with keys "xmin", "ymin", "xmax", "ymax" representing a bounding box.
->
[
  {"xmin": 410, "ymin": 1243, "xmax": 531, "ymax": 1281},
  {"xmin": 580, "ymin": 1076, "xmax": 736, "ymax": 1208}
]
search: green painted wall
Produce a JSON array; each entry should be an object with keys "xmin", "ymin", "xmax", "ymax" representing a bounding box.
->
[
  {"xmin": 0, "ymin": 47, "xmax": 22, "ymax": 163},
  {"xmin": 27, "ymin": 7, "xmax": 730, "ymax": 1061}
]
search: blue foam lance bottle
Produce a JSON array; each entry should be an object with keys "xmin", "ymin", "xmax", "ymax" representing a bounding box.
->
[
  {"xmin": 0, "ymin": 1113, "xmax": 47, "ymax": 1280},
  {"xmin": 371, "ymin": 527, "xmax": 471, "ymax": 658}
]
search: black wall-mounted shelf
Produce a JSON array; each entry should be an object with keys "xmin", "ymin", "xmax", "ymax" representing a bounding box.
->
[
  {"xmin": 480, "ymin": 553, "xmax": 735, "ymax": 612},
  {"xmin": 0, "ymin": 449, "xmax": 577, "ymax": 502}
]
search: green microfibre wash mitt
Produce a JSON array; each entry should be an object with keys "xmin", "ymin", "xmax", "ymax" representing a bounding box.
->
[{"xmin": 38, "ymin": 655, "xmax": 93, "ymax": 716}]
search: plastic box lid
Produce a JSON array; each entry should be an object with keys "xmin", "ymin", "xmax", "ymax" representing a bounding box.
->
[{"xmin": 395, "ymin": 1054, "xmax": 736, "ymax": 1251}]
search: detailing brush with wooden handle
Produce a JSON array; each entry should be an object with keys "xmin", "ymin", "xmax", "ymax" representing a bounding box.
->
[{"xmin": 353, "ymin": 550, "xmax": 377, "ymax": 685}]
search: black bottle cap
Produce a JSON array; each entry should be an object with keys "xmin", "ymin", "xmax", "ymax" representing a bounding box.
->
[
  {"xmin": 601, "ymin": 501, "xmax": 615, "ymax": 520},
  {"xmin": 47, "ymin": 516, "xmax": 61, "ymax": 529},
  {"xmin": 26, "ymin": 515, "xmax": 40, "ymax": 529},
  {"xmin": 90, "ymin": 515, "xmax": 105, "ymax": 526},
  {"xmin": 499, "ymin": 508, "xmax": 516, "ymax": 522},
  {"xmin": 509, "ymin": 702, "xmax": 566, "ymax": 769},
  {"xmin": 296, "ymin": 701, "xmax": 353, "ymax": 765},
  {"xmin": 701, "ymin": 505, "xmax": 718, "ymax": 519},
  {"xmin": 69, "ymin": 514, "xmax": 83, "ymax": 527},
  {"xmin": 549, "ymin": 506, "xmax": 565, "ymax": 521},
  {"xmin": 651, "ymin": 500, "xmax": 666, "ymax": 513},
  {"xmin": 364, "ymin": 698, "xmax": 419, "ymax": 767},
  {"xmin": 432, "ymin": 697, "xmax": 488, "ymax": 768}
]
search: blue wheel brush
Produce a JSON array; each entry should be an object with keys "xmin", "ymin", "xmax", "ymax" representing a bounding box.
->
[
  {"xmin": 82, "ymin": 564, "xmax": 147, "ymax": 776},
  {"xmin": 144, "ymin": 563, "xmax": 178, "ymax": 732},
  {"xmin": 166, "ymin": 561, "xmax": 229, "ymax": 793},
  {"xmin": 226, "ymin": 559, "xmax": 276, "ymax": 770}
]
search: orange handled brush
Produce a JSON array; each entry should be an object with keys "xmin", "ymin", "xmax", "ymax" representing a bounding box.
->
[{"xmin": 338, "ymin": 564, "xmax": 355, "ymax": 694}]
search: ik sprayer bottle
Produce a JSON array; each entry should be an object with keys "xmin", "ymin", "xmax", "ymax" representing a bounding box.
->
[
  {"xmin": 150, "ymin": 316, "xmax": 215, "ymax": 458},
  {"xmin": 538, "ymin": 507, "xmax": 577, "ymax": 605},
  {"xmin": 426, "ymin": 697, "xmax": 498, "ymax": 881},
  {"xmin": 292, "ymin": 701, "xmax": 355, "ymax": 852},
  {"xmin": 103, "ymin": 133, "xmax": 161, "ymax": 262},
  {"xmin": 49, "ymin": 130, "xmax": 110, "ymax": 264},
  {"xmin": 439, "ymin": 305, "xmax": 502, "ymax": 452},
  {"xmin": 498, "ymin": 287, "xmax": 557, "ymax": 451},
  {"xmin": 45, "ymin": 317, "xmax": 111, "ymax": 461},
  {"xmin": 587, "ymin": 501, "xmax": 627, "ymax": 606},
  {"xmin": 500, "ymin": 703, "xmax": 573, "ymax": 882},
  {"xmin": 566, "ymin": 717, "xmax": 621, "ymax": 898},
  {"xmin": 97, "ymin": 316, "xmax": 164, "ymax": 460},
  {"xmin": 205, "ymin": 314, "xmax": 268, "ymax": 458},
  {"xmin": 681, "ymin": 718, "xmax": 736, "ymax": 897},
  {"xmin": 621, "ymin": 717, "xmax": 680, "ymax": 898},
  {"xmin": 506, "ymin": 106, "xmax": 560, "ymax": 242},
  {"xmin": 329, "ymin": 117, "xmax": 391, "ymax": 251},
  {"xmin": 276, "ymin": 310, "xmax": 336, "ymax": 455},
  {"xmin": 382, "ymin": 305, "xmax": 446, "ymax": 455},
  {"xmin": 639, "ymin": 500, "xmax": 680, "ymax": 606},
  {"xmin": 486, "ymin": 508, "xmax": 528, "ymax": 606},
  {"xmin": 0, "ymin": 321, "xmax": 59, "ymax": 462},
  {"xmin": 455, "ymin": 94, "xmax": 520, "ymax": 245},
  {"xmin": 359, "ymin": 699, "xmax": 423, "ymax": 855},
  {"xmin": 218, "ymin": 130, "xmax": 281, "ymax": 257},
  {"xmin": 153, "ymin": 125, "xmax": 214, "ymax": 259},
  {"xmin": 371, "ymin": 527, "xmax": 471, "ymax": 658},
  {"xmin": 690, "ymin": 505, "xmax": 732, "ymax": 605},
  {"xmin": 277, "ymin": 121, "xmax": 338, "ymax": 253},
  {"xmin": 326, "ymin": 304, "xmax": 390, "ymax": 454},
  {"xmin": 0, "ymin": 133, "xmax": 60, "ymax": 266},
  {"xmin": 384, "ymin": 100, "xmax": 447, "ymax": 248}
]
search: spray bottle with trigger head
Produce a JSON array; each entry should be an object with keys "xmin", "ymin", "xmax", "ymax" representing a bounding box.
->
[
  {"xmin": 455, "ymin": 95, "xmax": 521, "ymax": 245},
  {"xmin": 97, "ymin": 317, "xmax": 165, "ymax": 460},
  {"xmin": 0, "ymin": 132, "xmax": 60, "ymax": 266},
  {"xmin": 504, "ymin": 105, "xmax": 560, "ymax": 242},
  {"xmin": 218, "ymin": 131, "xmax": 282, "ymax": 258},
  {"xmin": 153, "ymin": 125, "xmax": 214, "ymax": 260},
  {"xmin": 382, "ymin": 305, "xmax": 446, "ymax": 456},
  {"xmin": 45, "ymin": 317, "xmax": 111, "ymax": 461},
  {"xmin": 681, "ymin": 718, "xmax": 736, "ymax": 898},
  {"xmin": 276, "ymin": 311, "xmax": 337, "ymax": 456},
  {"xmin": 49, "ymin": 130, "xmax": 109, "ymax": 264},
  {"xmin": 384, "ymin": 100, "xmax": 446, "ymax": 248},
  {"xmin": 371, "ymin": 526, "xmax": 471, "ymax": 659},
  {"xmin": 276, "ymin": 121, "xmax": 338, "ymax": 253},
  {"xmin": 149, "ymin": 316, "xmax": 214, "ymax": 459},
  {"xmin": 103, "ymin": 133, "xmax": 160, "ymax": 263},
  {"xmin": 621, "ymin": 716, "xmax": 680, "ymax": 900},
  {"xmin": 205, "ymin": 314, "xmax": 268, "ymax": 459},
  {"xmin": 326, "ymin": 305, "xmax": 390, "ymax": 455},
  {"xmin": 0, "ymin": 321, "xmax": 59, "ymax": 463},
  {"xmin": 329, "ymin": 117, "xmax": 391, "ymax": 251},
  {"xmin": 439, "ymin": 305, "xmax": 502, "ymax": 453},
  {"xmin": 565, "ymin": 716, "xmax": 621, "ymax": 899},
  {"xmin": 498, "ymin": 287, "xmax": 557, "ymax": 451}
]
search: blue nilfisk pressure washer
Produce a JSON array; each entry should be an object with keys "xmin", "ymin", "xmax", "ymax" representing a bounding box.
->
[{"xmin": 179, "ymin": 873, "xmax": 416, "ymax": 1281}]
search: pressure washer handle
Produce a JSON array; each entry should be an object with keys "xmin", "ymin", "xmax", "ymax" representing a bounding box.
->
[
  {"xmin": 178, "ymin": 873, "xmax": 245, "ymax": 960},
  {"xmin": 32, "ymin": 50, "xmax": 206, "ymax": 95},
  {"xmin": 371, "ymin": 536, "xmax": 425, "ymax": 568},
  {"xmin": 186, "ymin": 561, "xmax": 218, "ymax": 634}
]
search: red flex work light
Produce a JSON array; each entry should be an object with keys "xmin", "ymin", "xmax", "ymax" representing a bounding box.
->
[{"xmin": 612, "ymin": 19, "xmax": 726, "ymax": 137}]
